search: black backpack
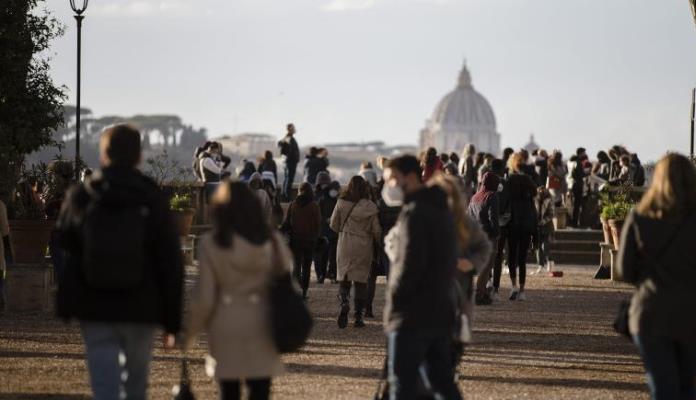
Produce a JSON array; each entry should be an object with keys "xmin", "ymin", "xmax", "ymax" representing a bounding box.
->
[{"xmin": 81, "ymin": 184, "xmax": 149, "ymax": 290}]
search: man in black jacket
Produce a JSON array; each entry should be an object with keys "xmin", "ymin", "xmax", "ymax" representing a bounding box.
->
[
  {"xmin": 382, "ymin": 155, "xmax": 461, "ymax": 400},
  {"xmin": 56, "ymin": 124, "xmax": 183, "ymax": 400},
  {"xmin": 278, "ymin": 123, "xmax": 300, "ymax": 201}
]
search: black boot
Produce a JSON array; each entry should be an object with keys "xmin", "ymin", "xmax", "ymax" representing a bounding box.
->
[
  {"xmin": 354, "ymin": 299, "xmax": 366, "ymax": 328},
  {"xmin": 365, "ymin": 305, "xmax": 375, "ymax": 319},
  {"xmin": 337, "ymin": 291, "xmax": 350, "ymax": 329}
]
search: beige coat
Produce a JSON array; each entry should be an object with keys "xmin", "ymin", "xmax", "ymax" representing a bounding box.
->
[
  {"xmin": 184, "ymin": 232, "xmax": 292, "ymax": 379},
  {"xmin": 330, "ymin": 198, "xmax": 381, "ymax": 283}
]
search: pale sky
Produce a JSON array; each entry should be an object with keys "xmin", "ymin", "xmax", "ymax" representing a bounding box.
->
[{"xmin": 45, "ymin": 0, "xmax": 696, "ymax": 161}]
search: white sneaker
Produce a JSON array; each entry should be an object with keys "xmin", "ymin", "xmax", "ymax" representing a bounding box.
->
[
  {"xmin": 533, "ymin": 265, "xmax": 544, "ymax": 275},
  {"xmin": 509, "ymin": 287, "xmax": 519, "ymax": 301},
  {"xmin": 518, "ymin": 291, "xmax": 527, "ymax": 301}
]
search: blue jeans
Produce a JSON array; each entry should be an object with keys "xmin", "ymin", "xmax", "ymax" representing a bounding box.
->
[
  {"xmin": 80, "ymin": 322, "xmax": 156, "ymax": 400},
  {"xmin": 283, "ymin": 162, "xmax": 297, "ymax": 200},
  {"xmin": 387, "ymin": 330, "xmax": 462, "ymax": 400},
  {"xmin": 634, "ymin": 334, "xmax": 696, "ymax": 400}
]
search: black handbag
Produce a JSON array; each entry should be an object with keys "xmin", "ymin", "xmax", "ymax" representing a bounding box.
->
[
  {"xmin": 269, "ymin": 236, "xmax": 313, "ymax": 353},
  {"xmin": 172, "ymin": 358, "xmax": 195, "ymax": 400}
]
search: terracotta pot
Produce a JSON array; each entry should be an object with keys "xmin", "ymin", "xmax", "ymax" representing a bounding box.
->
[
  {"xmin": 9, "ymin": 219, "xmax": 55, "ymax": 265},
  {"xmin": 600, "ymin": 217, "xmax": 613, "ymax": 245},
  {"xmin": 608, "ymin": 219, "xmax": 624, "ymax": 250},
  {"xmin": 173, "ymin": 209, "xmax": 196, "ymax": 237}
]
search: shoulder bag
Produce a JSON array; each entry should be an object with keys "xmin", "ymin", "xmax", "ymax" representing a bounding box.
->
[{"xmin": 268, "ymin": 234, "xmax": 313, "ymax": 353}]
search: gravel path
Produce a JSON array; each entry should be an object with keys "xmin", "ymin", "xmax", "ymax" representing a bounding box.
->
[{"xmin": 0, "ymin": 264, "xmax": 647, "ymax": 399}]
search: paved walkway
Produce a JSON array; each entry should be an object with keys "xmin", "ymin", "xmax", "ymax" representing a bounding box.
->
[{"xmin": 0, "ymin": 264, "xmax": 647, "ymax": 399}]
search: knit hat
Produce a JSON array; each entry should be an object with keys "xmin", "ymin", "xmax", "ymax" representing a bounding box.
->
[{"xmin": 316, "ymin": 171, "xmax": 331, "ymax": 186}]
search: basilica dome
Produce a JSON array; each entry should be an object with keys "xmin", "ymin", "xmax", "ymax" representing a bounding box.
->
[{"xmin": 420, "ymin": 62, "xmax": 501, "ymax": 155}]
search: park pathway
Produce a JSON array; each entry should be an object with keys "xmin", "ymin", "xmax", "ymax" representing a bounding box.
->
[{"xmin": 0, "ymin": 264, "xmax": 647, "ymax": 399}]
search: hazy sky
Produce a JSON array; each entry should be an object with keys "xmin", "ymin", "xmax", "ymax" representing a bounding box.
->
[{"xmin": 45, "ymin": 0, "xmax": 696, "ymax": 161}]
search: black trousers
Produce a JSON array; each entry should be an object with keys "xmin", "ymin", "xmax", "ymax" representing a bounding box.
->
[
  {"xmin": 492, "ymin": 227, "xmax": 509, "ymax": 290},
  {"xmin": 219, "ymin": 378, "xmax": 271, "ymax": 400},
  {"xmin": 507, "ymin": 229, "xmax": 532, "ymax": 287},
  {"xmin": 313, "ymin": 236, "xmax": 337, "ymax": 280},
  {"xmin": 571, "ymin": 186, "xmax": 583, "ymax": 227},
  {"xmin": 291, "ymin": 240, "xmax": 314, "ymax": 295}
]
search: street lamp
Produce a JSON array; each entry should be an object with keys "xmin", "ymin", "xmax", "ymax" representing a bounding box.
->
[{"xmin": 70, "ymin": 0, "xmax": 88, "ymax": 180}]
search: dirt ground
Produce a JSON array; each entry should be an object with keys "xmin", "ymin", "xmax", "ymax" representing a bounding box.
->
[{"xmin": 0, "ymin": 264, "xmax": 647, "ymax": 399}]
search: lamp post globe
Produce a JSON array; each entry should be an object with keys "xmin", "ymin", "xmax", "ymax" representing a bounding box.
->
[{"xmin": 70, "ymin": 0, "xmax": 88, "ymax": 181}]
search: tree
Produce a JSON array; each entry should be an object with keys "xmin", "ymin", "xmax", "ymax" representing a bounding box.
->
[{"xmin": 0, "ymin": 0, "xmax": 66, "ymax": 210}]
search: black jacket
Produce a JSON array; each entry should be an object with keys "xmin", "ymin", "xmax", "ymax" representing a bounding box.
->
[
  {"xmin": 507, "ymin": 173, "xmax": 538, "ymax": 233},
  {"xmin": 467, "ymin": 194, "xmax": 500, "ymax": 240},
  {"xmin": 383, "ymin": 186, "xmax": 458, "ymax": 336},
  {"xmin": 378, "ymin": 198, "xmax": 401, "ymax": 239},
  {"xmin": 56, "ymin": 167, "xmax": 184, "ymax": 334},
  {"xmin": 278, "ymin": 136, "xmax": 300, "ymax": 165},
  {"xmin": 304, "ymin": 156, "xmax": 328, "ymax": 185}
]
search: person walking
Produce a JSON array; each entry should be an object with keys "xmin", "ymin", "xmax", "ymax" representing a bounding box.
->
[
  {"xmin": 56, "ymin": 124, "xmax": 184, "ymax": 400},
  {"xmin": 278, "ymin": 123, "xmax": 300, "ymax": 201},
  {"xmin": 313, "ymin": 172, "xmax": 337, "ymax": 284},
  {"xmin": 468, "ymin": 172, "xmax": 500, "ymax": 305},
  {"xmin": 359, "ymin": 161, "xmax": 379, "ymax": 189},
  {"xmin": 459, "ymin": 144, "xmax": 477, "ymax": 192},
  {"xmin": 506, "ymin": 152, "xmax": 538, "ymax": 301},
  {"xmin": 330, "ymin": 176, "xmax": 381, "ymax": 329},
  {"xmin": 569, "ymin": 148, "xmax": 587, "ymax": 227},
  {"xmin": 282, "ymin": 182, "xmax": 321, "ymax": 299},
  {"xmin": 421, "ymin": 147, "xmax": 444, "ymax": 183},
  {"xmin": 534, "ymin": 186, "xmax": 555, "ymax": 274},
  {"xmin": 534, "ymin": 149, "xmax": 549, "ymax": 188},
  {"xmin": 618, "ymin": 153, "xmax": 696, "ymax": 400},
  {"xmin": 490, "ymin": 158, "xmax": 511, "ymax": 301},
  {"xmin": 547, "ymin": 151, "xmax": 567, "ymax": 207},
  {"xmin": 184, "ymin": 180, "xmax": 290, "ymax": 400},
  {"xmin": 381, "ymin": 155, "xmax": 462, "ymax": 400}
]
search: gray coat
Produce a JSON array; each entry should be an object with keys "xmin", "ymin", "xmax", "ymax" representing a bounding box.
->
[{"xmin": 618, "ymin": 210, "xmax": 696, "ymax": 340}]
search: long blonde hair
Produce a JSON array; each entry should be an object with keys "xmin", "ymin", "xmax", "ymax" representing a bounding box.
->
[
  {"xmin": 427, "ymin": 173, "xmax": 470, "ymax": 250},
  {"xmin": 636, "ymin": 153, "xmax": 696, "ymax": 220}
]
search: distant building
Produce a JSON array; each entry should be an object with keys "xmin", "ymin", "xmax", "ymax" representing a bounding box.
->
[
  {"xmin": 420, "ymin": 61, "xmax": 501, "ymax": 155},
  {"xmin": 216, "ymin": 133, "xmax": 277, "ymax": 159},
  {"xmin": 523, "ymin": 134, "xmax": 540, "ymax": 153}
]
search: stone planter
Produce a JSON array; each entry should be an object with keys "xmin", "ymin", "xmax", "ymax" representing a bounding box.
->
[
  {"xmin": 553, "ymin": 208, "xmax": 567, "ymax": 230},
  {"xmin": 600, "ymin": 217, "xmax": 614, "ymax": 245},
  {"xmin": 8, "ymin": 219, "xmax": 54, "ymax": 265},
  {"xmin": 608, "ymin": 219, "xmax": 624, "ymax": 250},
  {"xmin": 173, "ymin": 209, "xmax": 196, "ymax": 237},
  {"xmin": 6, "ymin": 262, "xmax": 52, "ymax": 312}
]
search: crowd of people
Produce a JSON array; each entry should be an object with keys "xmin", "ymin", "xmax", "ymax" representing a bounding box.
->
[{"xmin": 1, "ymin": 121, "xmax": 694, "ymax": 400}]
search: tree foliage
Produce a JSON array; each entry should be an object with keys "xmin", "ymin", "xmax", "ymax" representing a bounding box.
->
[{"xmin": 0, "ymin": 0, "xmax": 66, "ymax": 208}]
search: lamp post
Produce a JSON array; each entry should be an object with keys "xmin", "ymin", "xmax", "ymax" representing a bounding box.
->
[
  {"xmin": 690, "ymin": 0, "xmax": 696, "ymax": 158},
  {"xmin": 70, "ymin": 0, "xmax": 88, "ymax": 181}
]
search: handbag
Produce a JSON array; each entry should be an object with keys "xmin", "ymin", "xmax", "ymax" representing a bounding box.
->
[
  {"xmin": 269, "ymin": 235, "xmax": 313, "ymax": 353},
  {"xmin": 172, "ymin": 358, "xmax": 195, "ymax": 400}
]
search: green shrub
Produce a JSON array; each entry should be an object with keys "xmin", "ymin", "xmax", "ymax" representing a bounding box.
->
[{"xmin": 170, "ymin": 194, "xmax": 192, "ymax": 212}]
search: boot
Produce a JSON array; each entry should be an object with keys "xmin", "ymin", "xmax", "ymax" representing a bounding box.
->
[
  {"xmin": 337, "ymin": 290, "xmax": 350, "ymax": 329},
  {"xmin": 365, "ymin": 305, "xmax": 375, "ymax": 319},
  {"xmin": 354, "ymin": 299, "xmax": 366, "ymax": 328}
]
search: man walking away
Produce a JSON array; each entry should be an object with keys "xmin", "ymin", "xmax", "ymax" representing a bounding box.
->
[
  {"xmin": 382, "ymin": 155, "xmax": 462, "ymax": 400},
  {"xmin": 56, "ymin": 124, "xmax": 184, "ymax": 400},
  {"xmin": 278, "ymin": 123, "xmax": 300, "ymax": 201},
  {"xmin": 570, "ymin": 147, "xmax": 587, "ymax": 227}
]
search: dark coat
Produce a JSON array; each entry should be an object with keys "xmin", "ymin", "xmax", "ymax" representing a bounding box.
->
[
  {"xmin": 507, "ymin": 173, "xmax": 538, "ymax": 233},
  {"xmin": 285, "ymin": 194, "xmax": 322, "ymax": 244},
  {"xmin": 56, "ymin": 167, "xmax": 184, "ymax": 334},
  {"xmin": 618, "ymin": 210, "xmax": 696, "ymax": 340},
  {"xmin": 383, "ymin": 186, "xmax": 458, "ymax": 336},
  {"xmin": 467, "ymin": 193, "xmax": 500, "ymax": 240},
  {"xmin": 257, "ymin": 159, "xmax": 278, "ymax": 182},
  {"xmin": 303, "ymin": 156, "xmax": 328, "ymax": 185}
]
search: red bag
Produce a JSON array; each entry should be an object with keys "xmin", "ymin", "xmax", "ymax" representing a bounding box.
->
[{"xmin": 547, "ymin": 175, "xmax": 562, "ymax": 190}]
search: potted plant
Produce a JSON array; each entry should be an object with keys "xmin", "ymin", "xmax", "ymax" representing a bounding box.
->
[
  {"xmin": 608, "ymin": 200, "xmax": 632, "ymax": 250},
  {"xmin": 600, "ymin": 203, "xmax": 616, "ymax": 246},
  {"xmin": 170, "ymin": 193, "xmax": 196, "ymax": 237},
  {"xmin": 1, "ymin": 0, "xmax": 66, "ymax": 264}
]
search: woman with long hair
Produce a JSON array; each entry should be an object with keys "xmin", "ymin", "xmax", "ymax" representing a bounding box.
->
[
  {"xmin": 618, "ymin": 153, "xmax": 696, "ymax": 400},
  {"xmin": 330, "ymin": 176, "xmax": 381, "ymax": 329},
  {"xmin": 546, "ymin": 150, "xmax": 567, "ymax": 207},
  {"xmin": 184, "ymin": 180, "xmax": 291, "ymax": 400},
  {"xmin": 422, "ymin": 147, "xmax": 444, "ymax": 183},
  {"xmin": 506, "ymin": 153, "xmax": 538, "ymax": 301},
  {"xmin": 282, "ymin": 182, "xmax": 322, "ymax": 299}
]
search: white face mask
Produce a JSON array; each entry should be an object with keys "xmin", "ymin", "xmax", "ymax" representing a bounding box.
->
[
  {"xmin": 329, "ymin": 189, "xmax": 338, "ymax": 198},
  {"xmin": 381, "ymin": 184, "xmax": 404, "ymax": 207}
]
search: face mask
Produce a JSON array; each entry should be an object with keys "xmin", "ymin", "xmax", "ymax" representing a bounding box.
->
[
  {"xmin": 382, "ymin": 184, "xmax": 404, "ymax": 207},
  {"xmin": 329, "ymin": 189, "xmax": 338, "ymax": 198}
]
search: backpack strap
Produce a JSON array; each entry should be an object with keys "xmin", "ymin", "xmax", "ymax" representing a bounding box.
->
[{"xmin": 339, "ymin": 201, "xmax": 359, "ymax": 233}]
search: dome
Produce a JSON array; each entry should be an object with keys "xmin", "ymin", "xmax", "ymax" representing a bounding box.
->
[{"xmin": 430, "ymin": 64, "xmax": 496, "ymax": 129}]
